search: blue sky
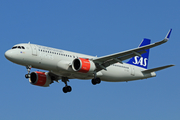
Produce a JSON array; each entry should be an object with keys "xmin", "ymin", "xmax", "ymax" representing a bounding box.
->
[{"xmin": 0, "ymin": 0, "xmax": 179, "ymax": 120}]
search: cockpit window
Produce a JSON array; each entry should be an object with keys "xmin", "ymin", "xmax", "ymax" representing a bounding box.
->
[
  {"xmin": 12, "ymin": 46, "xmax": 17, "ymax": 49},
  {"xmin": 12, "ymin": 46, "xmax": 25, "ymax": 49}
]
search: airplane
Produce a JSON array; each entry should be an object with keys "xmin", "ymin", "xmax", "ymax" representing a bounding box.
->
[{"xmin": 5, "ymin": 29, "xmax": 174, "ymax": 93}]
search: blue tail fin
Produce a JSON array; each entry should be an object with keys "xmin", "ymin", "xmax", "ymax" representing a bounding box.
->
[{"xmin": 127, "ymin": 38, "xmax": 151, "ymax": 69}]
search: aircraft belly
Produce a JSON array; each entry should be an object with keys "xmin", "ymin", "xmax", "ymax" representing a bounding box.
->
[{"xmin": 52, "ymin": 70, "xmax": 94, "ymax": 79}]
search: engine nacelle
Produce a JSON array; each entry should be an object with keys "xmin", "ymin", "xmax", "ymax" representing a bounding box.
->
[
  {"xmin": 72, "ymin": 58, "xmax": 96, "ymax": 73},
  {"xmin": 29, "ymin": 71, "xmax": 52, "ymax": 87}
]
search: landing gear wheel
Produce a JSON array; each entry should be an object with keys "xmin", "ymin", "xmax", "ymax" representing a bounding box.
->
[
  {"xmin": 63, "ymin": 87, "xmax": 68, "ymax": 93},
  {"xmin": 92, "ymin": 79, "xmax": 97, "ymax": 85},
  {"xmin": 91, "ymin": 78, "xmax": 101, "ymax": 85},
  {"xmin": 67, "ymin": 86, "xmax": 72, "ymax": 92},
  {"xmin": 62, "ymin": 77, "xmax": 72, "ymax": 93},
  {"xmin": 62, "ymin": 86, "xmax": 72, "ymax": 93},
  {"xmin": 25, "ymin": 74, "xmax": 30, "ymax": 78},
  {"xmin": 96, "ymin": 78, "xmax": 101, "ymax": 84}
]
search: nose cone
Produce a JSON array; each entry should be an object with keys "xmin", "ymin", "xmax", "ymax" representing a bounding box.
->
[
  {"xmin": 5, "ymin": 49, "xmax": 24, "ymax": 65},
  {"xmin": 5, "ymin": 50, "xmax": 17, "ymax": 62},
  {"xmin": 5, "ymin": 50, "xmax": 12, "ymax": 60}
]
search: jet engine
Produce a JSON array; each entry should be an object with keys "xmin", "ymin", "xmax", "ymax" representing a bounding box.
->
[
  {"xmin": 72, "ymin": 58, "xmax": 96, "ymax": 73},
  {"xmin": 29, "ymin": 71, "xmax": 52, "ymax": 87}
]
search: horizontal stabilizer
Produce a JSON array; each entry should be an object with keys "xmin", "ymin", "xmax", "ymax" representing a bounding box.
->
[{"xmin": 142, "ymin": 64, "xmax": 174, "ymax": 74}]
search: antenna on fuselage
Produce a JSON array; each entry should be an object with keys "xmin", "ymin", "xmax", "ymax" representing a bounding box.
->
[{"xmin": 28, "ymin": 42, "xmax": 30, "ymax": 44}]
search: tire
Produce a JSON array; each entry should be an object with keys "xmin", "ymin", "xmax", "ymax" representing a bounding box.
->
[
  {"xmin": 25, "ymin": 74, "xmax": 30, "ymax": 79},
  {"xmin": 67, "ymin": 86, "xmax": 72, "ymax": 92},
  {"xmin": 63, "ymin": 87, "xmax": 68, "ymax": 93},
  {"xmin": 96, "ymin": 78, "xmax": 101, "ymax": 84},
  {"xmin": 91, "ymin": 79, "xmax": 97, "ymax": 85}
]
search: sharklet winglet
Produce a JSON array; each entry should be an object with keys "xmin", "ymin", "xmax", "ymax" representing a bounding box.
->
[{"xmin": 165, "ymin": 29, "xmax": 172, "ymax": 40}]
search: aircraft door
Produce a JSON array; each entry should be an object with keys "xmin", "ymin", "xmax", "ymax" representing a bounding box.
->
[
  {"xmin": 30, "ymin": 44, "xmax": 37, "ymax": 56},
  {"xmin": 130, "ymin": 66, "xmax": 135, "ymax": 76}
]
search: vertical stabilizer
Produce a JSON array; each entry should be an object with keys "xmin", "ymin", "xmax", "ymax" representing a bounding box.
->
[{"xmin": 127, "ymin": 38, "xmax": 151, "ymax": 69}]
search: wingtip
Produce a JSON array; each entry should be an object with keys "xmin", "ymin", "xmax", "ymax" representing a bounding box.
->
[
  {"xmin": 165, "ymin": 29, "xmax": 172, "ymax": 40},
  {"xmin": 167, "ymin": 64, "xmax": 175, "ymax": 68}
]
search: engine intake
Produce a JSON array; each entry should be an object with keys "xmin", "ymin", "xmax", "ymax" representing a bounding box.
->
[
  {"xmin": 29, "ymin": 71, "xmax": 52, "ymax": 87},
  {"xmin": 72, "ymin": 58, "xmax": 96, "ymax": 73}
]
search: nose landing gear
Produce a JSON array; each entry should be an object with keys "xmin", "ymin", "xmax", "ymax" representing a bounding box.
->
[{"xmin": 25, "ymin": 65, "xmax": 32, "ymax": 78}]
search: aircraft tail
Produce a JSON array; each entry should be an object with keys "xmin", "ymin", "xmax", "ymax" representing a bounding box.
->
[{"xmin": 127, "ymin": 38, "xmax": 151, "ymax": 69}]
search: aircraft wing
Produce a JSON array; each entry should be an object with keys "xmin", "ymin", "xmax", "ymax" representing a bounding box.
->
[
  {"xmin": 48, "ymin": 71, "xmax": 61, "ymax": 83},
  {"xmin": 93, "ymin": 29, "xmax": 172, "ymax": 71}
]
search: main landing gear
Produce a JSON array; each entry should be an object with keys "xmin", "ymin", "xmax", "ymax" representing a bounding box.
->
[
  {"xmin": 25, "ymin": 65, "xmax": 32, "ymax": 78},
  {"xmin": 91, "ymin": 77, "xmax": 101, "ymax": 85},
  {"xmin": 91, "ymin": 72, "xmax": 101, "ymax": 85},
  {"xmin": 62, "ymin": 77, "xmax": 72, "ymax": 93}
]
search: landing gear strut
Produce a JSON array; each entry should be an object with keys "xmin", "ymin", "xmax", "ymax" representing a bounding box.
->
[
  {"xmin": 62, "ymin": 77, "xmax": 72, "ymax": 93},
  {"xmin": 25, "ymin": 65, "xmax": 32, "ymax": 78}
]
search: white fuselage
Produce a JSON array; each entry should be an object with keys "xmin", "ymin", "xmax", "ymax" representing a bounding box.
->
[{"xmin": 5, "ymin": 43, "xmax": 156, "ymax": 82}]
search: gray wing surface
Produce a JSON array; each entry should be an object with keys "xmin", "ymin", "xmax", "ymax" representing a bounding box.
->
[{"xmin": 93, "ymin": 29, "xmax": 172, "ymax": 72}]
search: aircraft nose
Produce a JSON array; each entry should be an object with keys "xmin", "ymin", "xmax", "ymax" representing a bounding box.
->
[{"xmin": 5, "ymin": 50, "xmax": 13, "ymax": 60}]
